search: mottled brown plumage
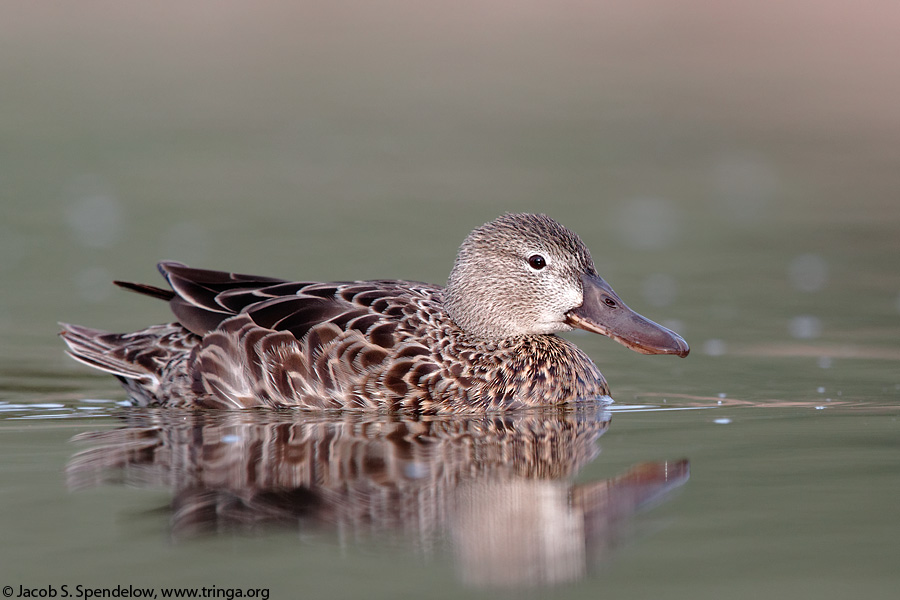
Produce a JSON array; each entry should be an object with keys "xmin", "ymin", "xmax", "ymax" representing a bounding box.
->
[{"xmin": 61, "ymin": 213, "xmax": 688, "ymax": 412}]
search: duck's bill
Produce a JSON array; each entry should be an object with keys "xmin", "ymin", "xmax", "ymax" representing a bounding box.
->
[{"xmin": 566, "ymin": 273, "xmax": 690, "ymax": 357}]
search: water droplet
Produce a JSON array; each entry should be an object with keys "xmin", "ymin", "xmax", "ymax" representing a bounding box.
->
[
  {"xmin": 815, "ymin": 406, "xmax": 826, "ymax": 410},
  {"xmin": 817, "ymin": 387, "xmax": 825, "ymax": 393},
  {"xmin": 788, "ymin": 254, "xmax": 828, "ymax": 292},
  {"xmin": 714, "ymin": 418, "xmax": 732, "ymax": 424},
  {"xmin": 718, "ymin": 392, "xmax": 727, "ymax": 398},
  {"xmin": 789, "ymin": 315, "xmax": 822, "ymax": 339}
]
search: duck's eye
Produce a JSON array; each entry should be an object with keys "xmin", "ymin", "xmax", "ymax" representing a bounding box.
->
[
  {"xmin": 604, "ymin": 297, "xmax": 618, "ymax": 308},
  {"xmin": 528, "ymin": 254, "xmax": 547, "ymax": 270}
]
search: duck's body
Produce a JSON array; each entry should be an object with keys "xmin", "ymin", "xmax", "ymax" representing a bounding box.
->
[{"xmin": 62, "ymin": 214, "xmax": 688, "ymax": 412}]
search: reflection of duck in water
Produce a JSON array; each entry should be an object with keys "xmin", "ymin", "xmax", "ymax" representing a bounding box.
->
[
  {"xmin": 67, "ymin": 406, "xmax": 688, "ymax": 587},
  {"xmin": 61, "ymin": 213, "xmax": 688, "ymax": 412}
]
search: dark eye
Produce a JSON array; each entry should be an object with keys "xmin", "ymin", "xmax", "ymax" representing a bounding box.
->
[
  {"xmin": 604, "ymin": 297, "xmax": 618, "ymax": 308},
  {"xmin": 528, "ymin": 254, "xmax": 546, "ymax": 270}
]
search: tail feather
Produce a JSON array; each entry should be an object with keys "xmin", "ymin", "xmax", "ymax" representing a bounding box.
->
[
  {"xmin": 60, "ymin": 323, "xmax": 158, "ymax": 382},
  {"xmin": 113, "ymin": 280, "xmax": 176, "ymax": 301}
]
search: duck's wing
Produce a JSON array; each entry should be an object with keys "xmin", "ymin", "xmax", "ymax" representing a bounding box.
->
[
  {"xmin": 154, "ymin": 262, "xmax": 445, "ymax": 409},
  {"xmin": 124, "ymin": 262, "xmax": 430, "ymax": 343}
]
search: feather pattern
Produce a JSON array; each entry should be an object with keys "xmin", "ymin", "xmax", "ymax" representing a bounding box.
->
[{"xmin": 56, "ymin": 213, "xmax": 688, "ymax": 412}]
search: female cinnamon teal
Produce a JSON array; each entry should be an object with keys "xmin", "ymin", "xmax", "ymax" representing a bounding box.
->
[{"xmin": 61, "ymin": 213, "xmax": 688, "ymax": 412}]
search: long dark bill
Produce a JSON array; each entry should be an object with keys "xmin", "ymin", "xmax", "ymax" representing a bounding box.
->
[{"xmin": 566, "ymin": 273, "xmax": 689, "ymax": 357}]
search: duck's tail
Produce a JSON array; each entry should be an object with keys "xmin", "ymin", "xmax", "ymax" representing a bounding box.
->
[
  {"xmin": 59, "ymin": 270, "xmax": 176, "ymax": 376},
  {"xmin": 61, "ymin": 322, "xmax": 200, "ymax": 406},
  {"xmin": 59, "ymin": 323, "xmax": 160, "ymax": 383},
  {"xmin": 112, "ymin": 280, "xmax": 176, "ymax": 301}
]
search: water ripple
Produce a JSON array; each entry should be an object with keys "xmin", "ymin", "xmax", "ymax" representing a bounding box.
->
[{"xmin": 0, "ymin": 398, "xmax": 124, "ymax": 420}]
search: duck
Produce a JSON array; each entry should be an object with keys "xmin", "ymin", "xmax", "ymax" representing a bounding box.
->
[{"xmin": 61, "ymin": 213, "xmax": 689, "ymax": 412}]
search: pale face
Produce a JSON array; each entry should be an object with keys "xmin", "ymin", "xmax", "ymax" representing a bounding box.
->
[
  {"xmin": 507, "ymin": 244, "xmax": 587, "ymax": 334},
  {"xmin": 444, "ymin": 214, "xmax": 597, "ymax": 338}
]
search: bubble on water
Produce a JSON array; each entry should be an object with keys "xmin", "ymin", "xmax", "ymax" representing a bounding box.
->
[
  {"xmin": 642, "ymin": 273, "xmax": 677, "ymax": 307},
  {"xmin": 74, "ymin": 266, "xmax": 113, "ymax": 303},
  {"xmin": 703, "ymin": 339, "xmax": 727, "ymax": 356},
  {"xmin": 613, "ymin": 197, "xmax": 681, "ymax": 250},
  {"xmin": 788, "ymin": 254, "xmax": 828, "ymax": 293},
  {"xmin": 714, "ymin": 418, "xmax": 732, "ymax": 424},
  {"xmin": 159, "ymin": 221, "xmax": 211, "ymax": 265},
  {"xmin": 710, "ymin": 153, "xmax": 777, "ymax": 224},
  {"xmin": 815, "ymin": 406, "xmax": 826, "ymax": 410},
  {"xmin": 63, "ymin": 176, "xmax": 124, "ymax": 248},
  {"xmin": 718, "ymin": 392, "xmax": 727, "ymax": 399},
  {"xmin": 818, "ymin": 356, "xmax": 833, "ymax": 369},
  {"xmin": 789, "ymin": 315, "xmax": 822, "ymax": 339},
  {"xmin": 817, "ymin": 387, "xmax": 825, "ymax": 393}
]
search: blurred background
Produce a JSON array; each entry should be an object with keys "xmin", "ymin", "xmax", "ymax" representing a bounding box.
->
[
  {"xmin": 2, "ymin": 2, "xmax": 900, "ymax": 598},
  {"xmin": 3, "ymin": 1, "xmax": 899, "ymax": 369},
  {"xmin": 3, "ymin": 2, "xmax": 899, "ymax": 376}
]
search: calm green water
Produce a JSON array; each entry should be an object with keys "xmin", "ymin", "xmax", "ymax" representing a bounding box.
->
[{"xmin": 2, "ymin": 3, "xmax": 899, "ymax": 599}]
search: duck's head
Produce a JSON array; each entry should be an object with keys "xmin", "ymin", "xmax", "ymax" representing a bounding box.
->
[{"xmin": 444, "ymin": 213, "xmax": 689, "ymax": 357}]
